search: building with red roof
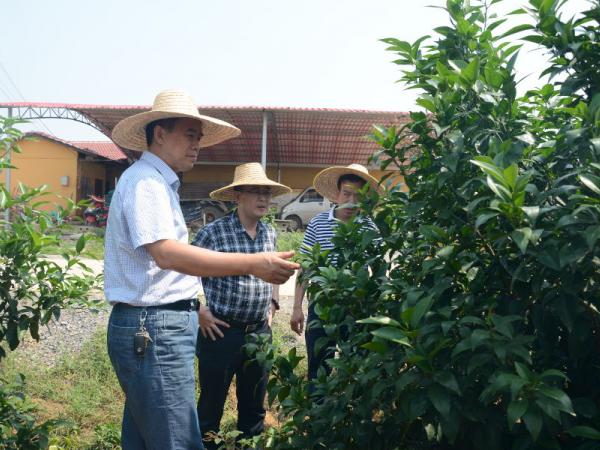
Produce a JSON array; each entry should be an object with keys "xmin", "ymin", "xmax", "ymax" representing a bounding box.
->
[{"xmin": 11, "ymin": 132, "xmax": 127, "ymax": 211}]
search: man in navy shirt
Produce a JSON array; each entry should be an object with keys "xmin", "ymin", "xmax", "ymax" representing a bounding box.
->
[
  {"xmin": 193, "ymin": 163, "xmax": 291, "ymax": 449},
  {"xmin": 290, "ymin": 164, "xmax": 381, "ymax": 380}
]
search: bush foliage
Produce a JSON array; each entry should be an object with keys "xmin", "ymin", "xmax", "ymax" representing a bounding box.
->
[
  {"xmin": 0, "ymin": 118, "xmax": 100, "ymax": 448},
  {"xmin": 261, "ymin": 1, "xmax": 600, "ymax": 449}
]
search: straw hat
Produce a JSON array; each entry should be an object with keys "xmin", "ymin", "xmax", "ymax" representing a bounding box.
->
[
  {"xmin": 111, "ymin": 89, "xmax": 241, "ymax": 151},
  {"xmin": 313, "ymin": 163, "xmax": 383, "ymax": 202},
  {"xmin": 210, "ymin": 163, "xmax": 292, "ymax": 201}
]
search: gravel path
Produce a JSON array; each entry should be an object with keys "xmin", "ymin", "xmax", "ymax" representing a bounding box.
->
[
  {"xmin": 10, "ymin": 255, "xmax": 306, "ymax": 365},
  {"xmin": 14, "ymin": 294, "xmax": 303, "ymax": 367}
]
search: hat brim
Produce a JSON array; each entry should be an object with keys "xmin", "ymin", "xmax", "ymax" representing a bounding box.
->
[
  {"xmin": 111, "ymin": 110, "xmax": 241, "ymax": 151},
  {"xmin": 313, "ymin": 166, "xmax": 384, "ymax": 203},
  {"xmin": 210, "ymin": 180, "xmax": 292, "ymax": 201}
]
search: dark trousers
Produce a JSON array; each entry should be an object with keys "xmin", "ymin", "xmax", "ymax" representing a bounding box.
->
[
  {"xmin": 197, "ymin": 321, "xmax": 271, "ymax": 450},
  {"xmin": 305, "ymin": 303, "xmax": 335, "ymax": 381}
]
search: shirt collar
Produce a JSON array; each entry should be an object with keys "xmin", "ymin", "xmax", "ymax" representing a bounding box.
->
[
  {"xmin": 328, "ymin": 207, "xmax": 338, "ymax": 222},
  {"xmin": 141, "ymin": 151, "xmax": 180, "ymax": 189},
  {"xmin": 231, "ymin": 211, "xmax": 266, "ymax": 236}
]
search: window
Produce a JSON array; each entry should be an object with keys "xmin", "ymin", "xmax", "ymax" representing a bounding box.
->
[{"xmin": 300, "ymin": 189, "xmax": 323, "ymax": 203}]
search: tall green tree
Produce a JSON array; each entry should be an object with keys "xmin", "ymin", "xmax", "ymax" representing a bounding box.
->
[{"xmin": 260, "ymin": 1, "xmax": 600, "ymax": 449}]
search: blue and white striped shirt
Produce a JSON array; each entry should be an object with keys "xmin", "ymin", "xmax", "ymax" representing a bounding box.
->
[
  {"xmin": 300, "ymin": 208, "xmax": 378, "ymax": 261},
  {"xmin": 104, "ymin": 151, "xmax": 201, "ymax": 306},
  {"xmin": 192, "ymin": 212, "xmax": 276, "ymax": 323}
]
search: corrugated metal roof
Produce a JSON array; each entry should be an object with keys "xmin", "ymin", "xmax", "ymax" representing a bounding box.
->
[{"xmin": 4, "ymin": 102, "xmax": 409, "ymax": 166}]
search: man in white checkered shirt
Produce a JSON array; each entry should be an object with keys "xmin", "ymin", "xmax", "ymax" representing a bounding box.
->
[
  {"xmin": 192, "ymin": 162, "xmax": 291, "ymax": 449},
  {"xmin": 105, "ymin": 91, "xmax": 298, "ymax": 450}
]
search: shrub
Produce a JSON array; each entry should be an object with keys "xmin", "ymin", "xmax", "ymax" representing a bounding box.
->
[
  {"xmin": 261, "ymin": 1, "xmax": 600, "ymax": 449},
  {"xmin": 0, "ymin": 117, "xmax": 100, "ymax": 448}
]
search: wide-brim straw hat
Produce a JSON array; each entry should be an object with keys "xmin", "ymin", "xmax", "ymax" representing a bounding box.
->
[
  {"xmin": 210, "ymin": 162, "xmax": 292, "ymax": 201},
  {"xmin": 313, "ymin": 163, "xmax": 384, "ymax": 203},
  {"xmin": 111, "ymin": 89, "xmax": 241, "ymax": 151}
]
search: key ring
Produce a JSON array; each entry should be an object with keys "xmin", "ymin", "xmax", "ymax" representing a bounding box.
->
[{"xmin": 139, "ymin": 308, "xmax": 148, "ymax": 331}]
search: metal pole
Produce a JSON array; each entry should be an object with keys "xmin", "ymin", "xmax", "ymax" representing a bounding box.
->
[
  {"xmin": 4, "ymin": 107, "xmax": 12, "ymax": 223},
  {"xmin": 261, "ymin": 110, "xmax": 268, "ymax": 170}
]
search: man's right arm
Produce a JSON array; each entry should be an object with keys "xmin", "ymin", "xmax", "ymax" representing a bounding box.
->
[
  {"xmin": 290, "ymin": 269, "xmax": 307, "ymax": 335},
  {"xmin": 145, "ymin": 239, "xmax": 298, "ymax": 285}
]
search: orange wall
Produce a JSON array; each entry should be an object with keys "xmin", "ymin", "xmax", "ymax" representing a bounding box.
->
[
  {"xmin": 10, "ymin": 139, "xmax": 78, "ymax": 210},
  {"xmin": 184, "ymin": 164, "xmax": 404, "ymax": 192}
]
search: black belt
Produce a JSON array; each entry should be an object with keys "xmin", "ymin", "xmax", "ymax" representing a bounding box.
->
[
  {"xmin": 213, "ymin": 313, "xmax": 267, "ymax": 333},
  {"xmin": 115, "ymin": 298, "xmax": 199, "ymax": 311}
]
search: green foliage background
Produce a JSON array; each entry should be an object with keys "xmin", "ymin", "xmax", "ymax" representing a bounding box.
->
[{"xmin": 260, "ymin": 1, "xmax": 600, "ymax": 449}]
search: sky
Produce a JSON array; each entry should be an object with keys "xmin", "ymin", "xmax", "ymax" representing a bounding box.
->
[{"xmin": 0, "ymin": 0, "xmax": 592, "ymax": 141}]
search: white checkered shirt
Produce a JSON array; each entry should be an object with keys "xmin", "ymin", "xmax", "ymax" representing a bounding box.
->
[{"xmin": 104, "ymin": 151, "xmax": 200, "ymax": 306}]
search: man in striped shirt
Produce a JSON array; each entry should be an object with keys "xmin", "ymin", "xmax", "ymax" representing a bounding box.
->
[
  {"xmin": 290, "ymin": 164, "xmax": 381, "ymax": 380},
  {"xmin": 192, "ymin": 163, "xmax": 291, "ymax": 449}
]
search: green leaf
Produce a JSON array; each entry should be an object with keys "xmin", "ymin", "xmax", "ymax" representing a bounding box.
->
[
  {"xmin": 511, "ymin": 227, "xmax": 532, "ymax": 254},
  {"xmin": 410, "ymin": 295, "xmax": 434, "ymax": 328},
  {"xmin": 503, "ymin": 164, "xmax": 518, "ymax": 189},
  {"xmin": 580, "ymin": 174, "xmax": 600, "ymax": 195},
  {"xmin": 357, "ymin": 316, "xmax": 401, "ymax": 327},
  {"xmin": 436, "ymin": 245, "xmax": 455, "ymax": 259},
  {"xmin": 514, "ymin": 362, "xmax": 533, "ymax": 381},
  {"xmin": 461, "ymin": 57, "xmax": 480, "ymax": 84},
  {"xmin": 475, "ymin": 212, "xmax": 498, "ymax": 228},
  {"xmin": 498, "ymin": 23, "xmax": 534, "ymax": 39},
  {"xmin": 566, "ymin": 426, "xmax": 600, "ymax": 440},
  {"xmin": 75, "ymin": 234, "xmax": 86, "ymax": 253},
  {"xmin": 585, "ymin": 225, "xmax": 600, "ymax": 250},
  {"xmin": 521, "ymin": 206, "xmax": 540, "ymax": 225},
  {"xmin": 361, "ymin": 341, "xmax": 387, "ymax": 353},
  {"xmin": 471, "ymin": 157, "xmax": 506, "ymax": 186},
  {"xmin": 507, "ymin": 399, "xmax": 529, "ymax": 429},
  {"xmin": 370, "ymin": 327, "xmax": 412, "ymax": 347},
  {"xmin": 539, "ymin": 387, "xmax": 574, "ymax": 415},
  {"xmin": 428, "ymin": 384, "xmax": 451, "ymax": 419},
  {"xmin": 434, "ymin": 371, "xmax": 461, "ymax": 395},
  {"xmin": 486, "ymin": 176, "xmax": 512, "ymax": 202},
  {"xmin": 523, "ymin": 408, "xmax": 543, "ymax": 441}
]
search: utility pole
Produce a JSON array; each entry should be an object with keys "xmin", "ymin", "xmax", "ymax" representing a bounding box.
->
[{"xmin": 3, "ymin": 107, "xmax": 12, "ymax": 223}]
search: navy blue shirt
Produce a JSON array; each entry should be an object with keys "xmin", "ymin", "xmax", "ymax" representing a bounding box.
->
[{"xmin": 192, "ymin": 212, "xmax": 276, "ymax": 322}]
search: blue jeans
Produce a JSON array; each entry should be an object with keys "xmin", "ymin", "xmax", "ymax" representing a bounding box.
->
[{"xmin": 107, "ymin": 303, "xmax": 203, "ymax": 450}]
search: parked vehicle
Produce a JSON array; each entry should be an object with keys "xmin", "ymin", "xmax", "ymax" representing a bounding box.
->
[
  {"xmin": 83, "ymin": 195, "xmax": 109, "ymax": 227},
  {"xmin": 180, "ymin": 186, "xmax": 331, "ymax": 232},
  {"xmin": 278, "ymin": 187, "xmax": 331, "ymax": 230},
  {"xmin": 181, "ymin": 199, "xmax": 233, "ymax": 230}
]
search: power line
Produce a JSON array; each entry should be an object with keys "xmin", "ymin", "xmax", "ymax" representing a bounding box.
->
[{"xmin": 0, "ymin": 61, "xmax": 56, "ymax": 136}]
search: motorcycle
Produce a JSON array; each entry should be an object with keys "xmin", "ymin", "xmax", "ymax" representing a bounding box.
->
[{"xmin": 83, "ymin": 195, "xmax": 109, "ymax": 227}]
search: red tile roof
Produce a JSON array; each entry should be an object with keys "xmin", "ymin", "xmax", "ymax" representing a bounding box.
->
[
  {"xmin": 71, "ymin": 140, "xmax": 127, "ymax": 161},
  {"xmin": 23, "ymin": 132, "xmax": 127, "ymax": 161}
]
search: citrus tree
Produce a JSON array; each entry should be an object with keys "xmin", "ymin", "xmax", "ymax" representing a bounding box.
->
[
  {"xmin": 0, "ymin": 117, "xmax": 99, "ymax": 448},
  {"xmin": 260, "ymin": 1, "xmax": 600, "ymax": 449}
]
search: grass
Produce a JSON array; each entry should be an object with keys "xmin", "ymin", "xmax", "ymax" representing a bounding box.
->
[
  {"xmin": 1, "ymin": 301, "xmax": 307, "ymax": 449},
  {"xmin": 277, "ymin": 231, "xmax": 305, "ymax": 253},
  {"xmin": 43, "ymin": 224, "xmax": 105, "ymax": 260},
  {"xmin": 1, "ymin": 329, "xmax": 123, "ymax": 449}
]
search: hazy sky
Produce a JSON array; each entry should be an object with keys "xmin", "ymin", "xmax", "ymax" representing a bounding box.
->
[{"xmin": 0, "ymin": 0, "xmax": 591, "ymax": 140}]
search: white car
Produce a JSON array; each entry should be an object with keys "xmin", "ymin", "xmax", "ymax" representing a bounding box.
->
[{"xmin": 279, "ymin": 187, "xmax": 332, "ymax": 230}]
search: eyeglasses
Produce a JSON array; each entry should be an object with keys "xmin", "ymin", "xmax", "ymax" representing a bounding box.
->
[{"xmin": 238, "ymin": 186, "xmax": 273, "ymax": 196}]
